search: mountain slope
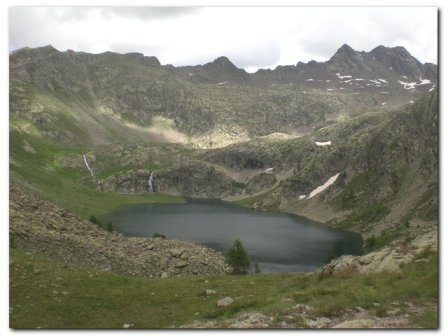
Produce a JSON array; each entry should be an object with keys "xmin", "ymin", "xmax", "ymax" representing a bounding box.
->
[{"xmin": 10, "ymin": 44, "xmax": 437, "ymax": 149}]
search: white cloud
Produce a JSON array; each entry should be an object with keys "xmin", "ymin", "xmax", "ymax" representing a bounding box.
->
[{"xmin": 9, "ymin": 7, "xmax": 438, "ymax": 71}]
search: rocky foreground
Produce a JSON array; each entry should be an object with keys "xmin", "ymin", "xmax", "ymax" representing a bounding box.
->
[
  {"xmin": 182, "ymin": 301, "xmax": 437, "ymax": 329},
  {"xmin": 322, "ymin": 230, "xmax": 437, "ymax": 276},
  {"xmin": 9, "ymin": 184, "xmax": 230, "ymax": 277}
]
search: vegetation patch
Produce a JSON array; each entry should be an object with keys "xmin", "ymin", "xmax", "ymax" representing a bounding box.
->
[{"xmin": 10, "ymin": 248, "xmax": 437, "ymax": 328}]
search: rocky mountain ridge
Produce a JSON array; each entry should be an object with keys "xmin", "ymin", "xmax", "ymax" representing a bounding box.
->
[{"xmin": 10, "ymin": 44, "xmax": 437, "ymax": 148}]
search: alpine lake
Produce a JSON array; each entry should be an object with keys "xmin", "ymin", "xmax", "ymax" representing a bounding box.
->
[{"xmin": 102, "ymin": 199, "xmax": 363, "ymax": 273}]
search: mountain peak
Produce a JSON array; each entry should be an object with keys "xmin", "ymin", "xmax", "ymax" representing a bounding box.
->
[
  {"xmin": 336, "ymin": 43, "xmax": 356, "ymax": 54},
  {"xmin": 328, "ymin": 43, "xmax": 360, "ymax": 65},
  {"xmin": 37, "ymin": 45, "xmax": 59, "ymax": 54},
  {"xmin": 211, "ymin": 56, "xmax": 236, "ymax": 68}
]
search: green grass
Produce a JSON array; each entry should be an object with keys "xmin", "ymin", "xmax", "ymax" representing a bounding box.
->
[
  {"xmin": 10, "ymin": 248, "xmax": 438, "ymax": 328},
  {"xmin": 410, "ymin": 307, "xmax": 438, "ymax": 328},
  {"xmin": 10, "ymin": 130, "xmax": 184, "ymax": 218},
  {"xmin": 364, "ymin": 226, "xmax": 411, "ymax": 252},
  {"xmin": 336, "ymin": 202, "xmax": 391, "ymax": 230},
  {"xmin": 231, "ymin": 181, "xmax": 246, "ymax": 189}
]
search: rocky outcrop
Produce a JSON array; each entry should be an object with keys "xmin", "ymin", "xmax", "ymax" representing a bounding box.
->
[
  {"xmin": 102, "ymin": 169, "xmax": 151, "ymax": 193},
  {"xmin": 9, "ymin": 184, "xmax": 230, "ymax": 277},
  {"xmin": 321, "ymin": 230, "xmax": 437, "ymax": 276},
  {"xmin": 181, "ymin": 300, "xmax": 432, "ymax": 328},
  {"xmin": 155, "ymin": 161, "xmax": 242, "ymax": 198}
]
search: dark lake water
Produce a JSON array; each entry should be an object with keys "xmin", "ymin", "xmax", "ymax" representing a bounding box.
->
[{"xmin": 102, "ymin": 200, "xmax": 363, "ymax": 273}]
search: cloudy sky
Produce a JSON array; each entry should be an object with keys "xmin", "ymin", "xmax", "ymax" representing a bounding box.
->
[{"xmin": 9, "ymin": 7, "xmax": 438, "ymax": 72}]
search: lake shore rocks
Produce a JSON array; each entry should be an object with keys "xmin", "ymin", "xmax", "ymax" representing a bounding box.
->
[
  {"xmin": 9, "ymin": 184, "xmax": 230, "ymax": 277},
  {"xmin": 320, "ymin": 230, "xmax": 437, "ymax": 276}
]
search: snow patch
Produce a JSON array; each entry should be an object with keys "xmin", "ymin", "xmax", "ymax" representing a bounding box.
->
[
  {"xmin": 308, "ymin": 173, "xmax": 341, "ymax": 199},
  {"xmin": 378, "ymin": 79, "xmax": 388, "ymax": 83},
  {"xmin": 409, "ymin": 100, "xmax": 415, "ymax": 104},
  {"xmin": 315, "ymin": 141, "xmax": 331, "ymax": 146},
  {"xmin": 381, "ymin": 102, "xmax": 387, "ymax": 106},
  {"xmin": 335, "ymin": 73, "xmax": 352, "ymax": 80},
  {"xmin": 397, "ymin": 80, "xmax": 417, "ymax": 90},
  {"xmin": 429, "ymin": 85, "xmax": 435, "ymax": 92},
  {"xmin": 327, "ymin": 88, "xmax": 336, "ymax": 91},
  {"xmin": 380, "ymin": 91, "xmax": 389, "ymax": 94},
  {"xmin": 306, "ymin": 78, "xmax": 314, "ymax": 82},
  {"xmin": 264, "ymin": 168, "xmax": 274, "ymax": 173},
  {"xmin": 216, "ymin": 81, "xmax": 228, "ymax": 85},
  {"xmin": 418, "ymin": 77, "xmax": 432, "ymax": 85},
  {"xmin": 398, "ymin": 78, "xmax": 431, "ymax": 90},
  {"xmin": 298, "ymin": 195, "xmax": 306, "ymax": 200}
]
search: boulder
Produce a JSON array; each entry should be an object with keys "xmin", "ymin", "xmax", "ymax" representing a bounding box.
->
[
  {"xmin": 175, "ymin": 260, "xmax": 189, "ymax": 268},
  {"xmin": 217, "ymin": 297, "xmax": 234, "ymax": 307},
  {"xmin": 170, "ymin": 248, "xmax": 184, "ymax": 258}
]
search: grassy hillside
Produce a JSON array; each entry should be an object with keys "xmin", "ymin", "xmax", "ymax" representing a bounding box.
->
[
  {"xmin": 9, "ymin": 130, "xmax": 184, "ymax": 218},
  {"xmin": 10, "ymin": 247, "xmax": 437, "ymax": 328}
]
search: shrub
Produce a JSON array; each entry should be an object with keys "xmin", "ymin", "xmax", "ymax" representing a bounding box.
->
[
  {"xmin": 253, "ymin": 262, "xmax": 261, "ymax": 274},
  {"xmin": 225, "ymin": 239, "xmax": 251, "ymax": 274},
  {"xmin": 107, "ymin": 221, "xmax": 113, "ymax": 232},
  {"xmin": 152, "ymin": 232, "xmax": 166, "ymax": 239},
  {"xmin": 365, "ymin": 235, "xmax": 376, "ymax": 250},
  {"xmin": 89, "ymin": 215, "xmax": 99, "ymax": 225}
]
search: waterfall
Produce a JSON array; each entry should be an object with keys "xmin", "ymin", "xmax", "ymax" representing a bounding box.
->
[
  {"xmin": 83, "ymin": 154, "xmax": 94, "ymax": 177},
  {"xmin": 83, "ymin": 154, "xmax": 102, "ymax": 191},
  {"xmin": 148, "ymin": 172, "xmax": 154, "ymax": 192}
]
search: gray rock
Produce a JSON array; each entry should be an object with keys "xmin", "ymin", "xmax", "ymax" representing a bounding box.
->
[
  {"xmin": 170, "ymin": 248, "xmax": 184, "ymax": 258},
  {"xmin": 333, "ymin": 319, "xmax": 375, "ymax": 328},
  {"xmin": 159, "ymin": 256, "xmax": 168, "ymax": 269},
  {"xmin": 217, "ymin": 297, "xmax": 234, "ymax": 307},
  {"xmin": 206, "ymin": 289, "xmax": 216, "ymax": 295},
  {"xmin": 306, "ymin": 317, "xmax": 332, "ymax": 328},
  {"xmin": 175, "ymin": 260, "xmax": 189, "ymax": 268}
]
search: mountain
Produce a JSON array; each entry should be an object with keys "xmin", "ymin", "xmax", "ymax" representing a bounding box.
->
[
  {"xmin": 10, "ymin": 44, "xmax": 437, "ymax": 149},
  {"xmin": 9, "ymin": 43, "xmax": 438, "ymax": 328},
  {"xmin": 9, "ymin": 43, "xmax": 438, "ymax": 245}
]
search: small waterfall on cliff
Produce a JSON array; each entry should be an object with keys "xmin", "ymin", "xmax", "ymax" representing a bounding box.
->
[
  {"xmin": 83, "ymin": 154, "xmax": 103, "ymax": 191},
  {"xmin": 148, "ymin": 172, "xmax": 154, "ymax": 192}
]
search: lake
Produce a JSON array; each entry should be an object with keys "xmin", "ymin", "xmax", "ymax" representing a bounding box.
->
[{"xmin": 102, "ymin": 199, "xmax": 363, "ymax": 273}]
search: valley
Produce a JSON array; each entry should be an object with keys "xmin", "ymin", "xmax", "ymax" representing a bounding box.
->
[{"xmin": 9, "ymin": 43, "xmax": 438, "ymax": 328}]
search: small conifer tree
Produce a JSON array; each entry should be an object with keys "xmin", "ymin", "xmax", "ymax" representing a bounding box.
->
[{"xmin": 225, "ymin": 239, "xmax": 251, "ymax": 274}]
